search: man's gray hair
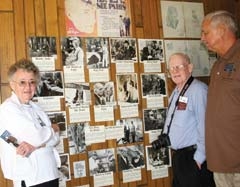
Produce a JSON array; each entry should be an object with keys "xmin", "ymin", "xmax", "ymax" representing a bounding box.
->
[
  {"xmin": 169, "ymin": 52, "xmax": 191, "ymax": 64},
  {"xmin": 204, "ymin": 10, "xmax": 238, "ymax": 36}
]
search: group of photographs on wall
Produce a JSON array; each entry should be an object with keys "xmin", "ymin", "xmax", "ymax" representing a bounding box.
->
[
  {"xmin": 28, "ymin": 35, "xmax": 211, "ymax": 123},
  {"xmin": 58, "ymin": 145, "xmax": 171, "ymax": 186},
  {"xmin": 0, "ymin": 1, "xmax": 211, "ymax": 187},
  {"xmin": 47, "ymin": 109, "xmax": 171, "ymax": 187},
  {"xmin": 28, "ymin": 36, "xmax": 211, "ymax": 76},
  {"xmin": 27, "ymin": 2, "xmax": 209, "ymax": 184},
  {"xmin": 27, "ymin": 35, "xmax": 211, "ymax": 186}
]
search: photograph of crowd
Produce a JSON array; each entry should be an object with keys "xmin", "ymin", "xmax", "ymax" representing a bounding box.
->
[
  {"xmin": 141, "ymin": 73, "xmax": 167, "ymax": 97},
  {"xmin": 116, "ymin": 118, "xmax": 143, "ymax": 145},
  {"xmin": 88, "ymin": 148, "xmax": 116, "ymax": 176},
  {"xmin": 143, "ymin": 108, "xmax": 167, "ymax": 132}
]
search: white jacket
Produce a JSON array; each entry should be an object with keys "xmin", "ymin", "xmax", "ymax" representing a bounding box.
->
[{"xmin": 0, "ymin": 92, "xmax": 60, "ymax": 186}]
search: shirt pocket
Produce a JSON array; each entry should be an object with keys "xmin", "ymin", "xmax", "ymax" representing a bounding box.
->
[{"xmin": 174, "ymin": 101, "xmax": 193, "ymax": 127}]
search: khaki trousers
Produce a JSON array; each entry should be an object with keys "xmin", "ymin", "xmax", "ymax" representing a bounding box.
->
[{"xmin": 214, "ymin": 172, "xmax": 240, "ymax": 187}]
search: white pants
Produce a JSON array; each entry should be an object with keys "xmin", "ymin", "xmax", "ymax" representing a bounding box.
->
[{"xmin": 13, "ymin": 180, "xmax": 23, "ymax": 187}]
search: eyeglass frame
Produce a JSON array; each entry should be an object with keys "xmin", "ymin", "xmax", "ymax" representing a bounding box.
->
[
  {"xmin": 11, "ymin": 80, "xmax": 37, "ymax": 88},
  {"xmin": 167, "ymin": 64, "xmax": 188, "ymax": 73}
]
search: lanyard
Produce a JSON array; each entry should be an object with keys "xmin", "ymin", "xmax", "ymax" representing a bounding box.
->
[{"xmin": 164, "ymin": 76, "xmax": 194, "ymax": 135}]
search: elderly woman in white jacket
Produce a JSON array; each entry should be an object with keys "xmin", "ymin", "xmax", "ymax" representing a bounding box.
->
[{"xmin": 0, "ymin": 59, "xmax": 60, "ymax": 187}]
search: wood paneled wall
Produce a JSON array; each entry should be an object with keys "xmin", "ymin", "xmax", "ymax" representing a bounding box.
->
[{"xmin": 0, "ymin": 0, "xmax": 239, "ymax": 187}]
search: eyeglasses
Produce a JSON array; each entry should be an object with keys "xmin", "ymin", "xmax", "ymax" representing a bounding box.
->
[
  {"xmin": 168, "ymin": 64, "xmax": 187, "ymax": 72},
  {"xmin": 12, "ymin": 80, "xmax": 37, "ymax": 87}
]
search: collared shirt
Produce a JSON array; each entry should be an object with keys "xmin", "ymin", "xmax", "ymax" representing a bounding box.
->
[
  {"xmin": 163, "ymin": 79, "xmax": 208, "ymax": 164},
  {"xmin": 205, "ymin": 39, "xmax": 240, "ymax": 172}
]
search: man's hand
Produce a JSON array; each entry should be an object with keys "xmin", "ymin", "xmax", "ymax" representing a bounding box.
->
[{"xmin": 196, "ymin": 161, "xmax": 201, "ymax": 170}]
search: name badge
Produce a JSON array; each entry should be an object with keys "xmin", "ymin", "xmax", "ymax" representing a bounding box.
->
[
  {"xmin": 177, "ymin": 96, "xmax": 188, "ymax": 110},
  {"xmin": 179, "ymin": 96, "xmax": 188, "ymax": 103}
]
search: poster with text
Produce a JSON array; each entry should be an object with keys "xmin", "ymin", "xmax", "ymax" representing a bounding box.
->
[{"xmin": 65, "ymin": 0, "xmax": 132, "ymax": 37}]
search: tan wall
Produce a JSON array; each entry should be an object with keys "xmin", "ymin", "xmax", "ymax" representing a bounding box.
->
[{"xmin": 0, "ymin": 0, "xmax": 239, "ymax": 186}]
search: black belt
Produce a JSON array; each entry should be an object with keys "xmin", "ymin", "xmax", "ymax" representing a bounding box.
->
[{"xmin": 172, "ymin": 144, "xmax": 197, "ymax": 153}]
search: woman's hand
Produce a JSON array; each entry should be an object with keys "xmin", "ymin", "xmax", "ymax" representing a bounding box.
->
[
  {"xmin": 16, "ymin": 141, "xmax": 36, "ymax": 157},
  {"xmin": 51, "ymin": 123, "xmax": 60, "ymax": 133}
]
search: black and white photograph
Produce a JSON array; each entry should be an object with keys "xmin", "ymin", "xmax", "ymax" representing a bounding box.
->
[
  {"xmin": 143, "ymin": 108, "xmax": 167, "ymax": 132},
  {"xmin": 85, "ymin": 37, "xmax": 110, "ymax": 69},
  {"xmin": 47, "ymin": 111, "xmax": 67, "ymax": 138},
  {"xmin": 145, "ymin": 145, "xmax": 171, "ymax": 170},
  {"xmin": 59, "ymin": 153, "xmax": 71, "ymax": 182},
  {"xmin": 28, "ymin": 36, "xmax": 57, "ymax": 58},
  {"xmin": 116, "ymin": 73, "xmax": 139, "ymax": 104},
  {"xmin": 88, "ymin": 148, "xmax": 116, "ymax": 176},
  {"xmin": 110, "ymin": 38, "xmax": 137, "ymax": 62},
  {"xmin": 141, "ymin": 73, "xmax": 167, "ymax": 97},
  {"xmin": 116, "ymin": 118, "xmax": 143, "ymax": 145},
  {"xmin": 67, "ymin": 122, "xmax": 88, "ymax": 155},
  {"xmin": 61, "ymin": 36, "xmax": 84, "ymax": 67},
  {"xmin": 35, "ymin": 71, "xmax": 64, "ymax": 97},
  {"xmin": 73, "ymin": 160, "xmax": 86, "ymax": 178},
  {"xmin": 117, "ymin": 144, "xmax": 145, "ymax": 171},
  {"xmin": 93, "ymin": 81, "xmax": 115, "ymax": 105},
  {"xmin": 138, "ymin": 39, "xmax": 165, "ymax": 62},
  {"xmin": 64, "ymin": 83, "xmax": 91, "ymax": 107}
]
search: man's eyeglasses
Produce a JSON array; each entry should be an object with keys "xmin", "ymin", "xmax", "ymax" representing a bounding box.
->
[
  {"xmin": 168, "ymin": 64, "xmax": 187, "ymax": 72},
  {"xmin": 12, "ymin": 80, "xmax": 37, "ymax": 87}
]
